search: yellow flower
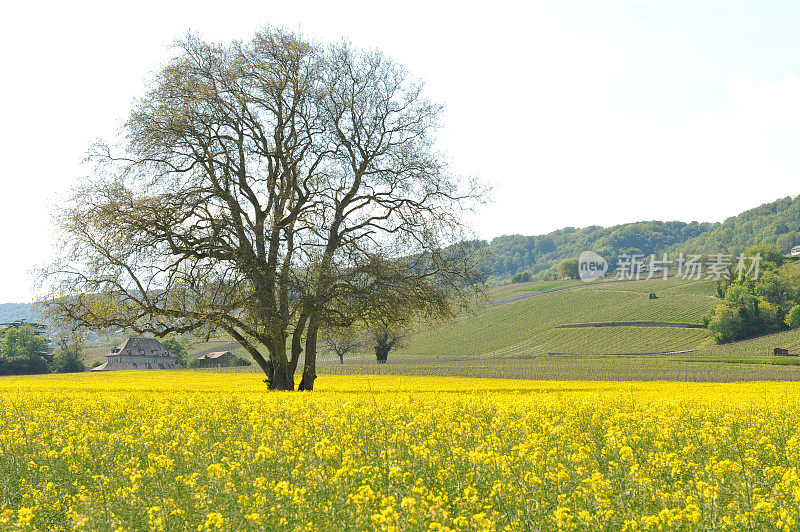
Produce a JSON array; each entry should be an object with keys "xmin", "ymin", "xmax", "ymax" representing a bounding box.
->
[{"xmin": 17, "ymin": 507, "xmax": 34, "ymax": 526}]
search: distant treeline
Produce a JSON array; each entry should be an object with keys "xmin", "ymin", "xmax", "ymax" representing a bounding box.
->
[
  {"xmin": 476, "ymin": 195, "xmax": 800, "ymax": 282},
  {"xmin": 0, "ymin": 303, "xmax": 39, "ymax": 323},
  {"xmin": 475, "ymin": 220, "xmax": 714, "ymax": 281}
]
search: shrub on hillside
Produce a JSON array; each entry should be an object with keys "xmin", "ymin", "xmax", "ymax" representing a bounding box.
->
[
  {"xmin": 787, "ymin": 305, "xmax": 800, "ymax": 329},
  {"xmin": 511, "ymin": 271, "xmax": 533, "ymax": 283},
  {"xmin": 557, "ymin": 258, "xmax": 579, "ymax": 279},
  {"xmin": 706, "ymin": 252, "xmax": 799, "ymax": 343},
  {"xmin": 52, "ymin": 347, "xmax": 86, "ymax": 373}
]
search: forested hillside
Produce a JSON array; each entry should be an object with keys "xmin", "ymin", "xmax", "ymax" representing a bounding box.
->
[
  {"xmin": 0, "ymin": 303, "xmax": 38, "ymax": 323},
  {"xmin": 672, "ymin": 195, "xmax": 800, "ymax": 255},
  {"xmin": 479, "ymin": 194, "xmax": 799, "ymax": 282},
  {"xmin": 478, "ymin": 221, "xmax": 715, "ymax": 281}
]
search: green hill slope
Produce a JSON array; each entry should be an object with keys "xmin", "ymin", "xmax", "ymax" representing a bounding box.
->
[{"xmin": 399, "ymin": 277, "xmax": 719, "ymax": 358}]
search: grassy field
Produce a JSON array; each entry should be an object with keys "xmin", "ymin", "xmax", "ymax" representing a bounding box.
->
[
  {"xmin": 315, "ymin": 353, "xmax": 800, "ymax": 382},
  {"xmin": 3, "ymin": 372, "xmax": 800, "ymax": 530},
  {"xmin": 695, "ymin": 327, "xmax": 800, "ymax": 356},
  {"xmin": 392, "ymin": 275, "xmax": 800, "ymax": 361}
]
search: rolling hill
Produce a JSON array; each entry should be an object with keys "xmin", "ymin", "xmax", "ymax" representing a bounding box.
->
[
  {"xmin": 478, "ymin": 194, "xmax": 800, "ymax": 282},
  {"xmin": 398, "ymin": 276, "xmax": 719, "ymax": 358},
  {"xmin": 386, "ymin": 274, "xmax": 800, "ymax": 360},
  {"xmin": 0, "ymin": 303, "xmax": 39, "ymax": 323}
]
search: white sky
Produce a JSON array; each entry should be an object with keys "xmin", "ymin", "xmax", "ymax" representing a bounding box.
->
[{"xmin": 2, "ymin": 0, "xmax": 800, "ymax": 302}]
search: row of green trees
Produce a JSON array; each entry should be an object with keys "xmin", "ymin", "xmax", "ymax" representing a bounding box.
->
[
  {"xmin": 512, "ymin": 257, "xmax": 579, "ymax": 283},
  {"xmin": 0, "ymin": 325, "xmax": 85, "ymax": 376},
  {"xmin": 705, "ymin": 246, "xmax": 800, "ymax": 343}
]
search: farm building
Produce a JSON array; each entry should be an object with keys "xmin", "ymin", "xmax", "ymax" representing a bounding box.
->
[
  {"xmin": 91, "ymin": 337, "xmax": 178, "ymax": 371},
  {"xmin": 195, "ymin": 351, "xmax": 235, "ymax": 368},
  {"xmin": 791, "ymin": 245, "xmax": 800, "ymax": 257}
]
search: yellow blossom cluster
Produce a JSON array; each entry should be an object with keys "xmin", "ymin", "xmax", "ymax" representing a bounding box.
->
[{"xmin": 1, "ymin": 372, "xmax": 800, "ymax": 530}]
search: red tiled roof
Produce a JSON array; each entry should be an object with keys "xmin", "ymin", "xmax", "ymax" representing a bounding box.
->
[{"xmin": 197, "ymin": 351, "xmax": 232, "ymax": 360}]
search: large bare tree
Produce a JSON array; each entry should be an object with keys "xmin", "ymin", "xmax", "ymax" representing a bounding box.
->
[{"xmin": 40, "ymin": 28, "xmax": 485, "ymax": 390}]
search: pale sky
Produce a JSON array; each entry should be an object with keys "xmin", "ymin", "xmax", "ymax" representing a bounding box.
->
[{"xmin": 2, "ymin": 1, "xmax": 800, "ymax": 302}]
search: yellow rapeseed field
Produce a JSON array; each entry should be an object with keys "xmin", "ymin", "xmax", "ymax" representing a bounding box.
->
[{"xmin": 1, "ymin": 372, "xmax": 800, "ymax": 530}]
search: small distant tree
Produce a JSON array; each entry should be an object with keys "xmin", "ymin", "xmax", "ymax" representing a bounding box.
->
[
  {"xmin": 233, "ymin": 356, "xmax": 252, "ymax": 366},
  {"xmin": 371, "ymin": 326, "xmax": 405, "ymax": 364},
  {"xmin": 754, "ymin": 270, "xmax": 798, "ymax": 316},
  {"xmin": 706, "ymin": 303, "xmax": 747, "ymax": 343},
  {"xmin": 51, "ymin": 332, "xmax": 86, "ymax": 373},
  {"xmin": 558, "ymin": 258, "xmax": 579, "ymax": 279},
  {"xmin": 777, "ymin": 233, "xmax": 797, "ymax": 254},
  {"xmin": 511, "ymin": 271, "xmax": 533, "ymax": 284},
  {"xmin": 52, "ymin": 344, "xmax": 86, "ymax": 373},
  {"xmin": 2, "ymin": 325, "xmax": 48, "ymax": 359},
  {"xmin": 322, "ymin": 330, "xmax": 361, "ymax": 364},
  {"xmin": 91, "ymin": 360, "xmax": 104, "ymax": 368},
  {"xmin": 162, "ymin": 338, "xmax": 188, "ymax": 368}
]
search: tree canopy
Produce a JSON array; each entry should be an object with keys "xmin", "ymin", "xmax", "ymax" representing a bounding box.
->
[
  {"xmin": 704, "ymin": 250, "xmax": 800, "ymax": 343},
  {"xmin": 0, "ymin": 325, "xmax": 50, "ymax": 376},
  {"xmin": 41, "ymin": 29, "xmax": 484, "ymax": 390}
]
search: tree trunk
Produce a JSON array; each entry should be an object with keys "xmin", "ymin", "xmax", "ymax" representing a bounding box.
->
[
  {"xmin": 338, "ymin": 353, "xmax": 344, "ymax": 364},
  {"xmin": 269, "ymin": 338, "xmax": 294, "ymax": 391},
  {"xmin": 298, "ymin": 315, "xmax": 319, "ymax": 391},
  {"xmin": 376, "ymin": 345, "xmax": 389, "ymax": 363},
  {"xmin": 270, "ymin": 363, "xmax": 293, "ymax": 389},
  {"xmin": 289, "ymin": 312, "xmax": 308, "ymax": 376},
  {"xmin": 224, "ymin": 329, "xmax": 287, "ymax": 389}
]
